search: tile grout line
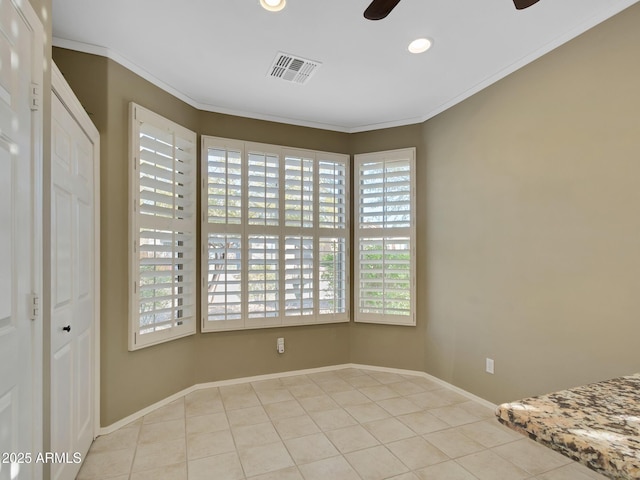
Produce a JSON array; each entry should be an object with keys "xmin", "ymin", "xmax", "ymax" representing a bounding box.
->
[{"xmin": 81, "ymin": 367, "xmax": 607, "ymax": 480}]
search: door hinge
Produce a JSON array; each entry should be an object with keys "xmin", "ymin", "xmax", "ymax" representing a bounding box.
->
[
  {"xmin": 30, "ymin": 294, "xmax": 39, "ymax": 321},
  {"xmin": 30, "ymin": 83, "xmax": 41, "ymax": 111}
]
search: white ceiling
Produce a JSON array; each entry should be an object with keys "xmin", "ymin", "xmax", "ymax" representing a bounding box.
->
[{"xmin": 52, "ymin": 0, "xmax": 638, "ymax": 133}]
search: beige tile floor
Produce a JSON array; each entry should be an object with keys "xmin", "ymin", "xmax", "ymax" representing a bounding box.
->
[{"xmin": 77, "ymin": 368, "xmax": 607, "ymax": 480}]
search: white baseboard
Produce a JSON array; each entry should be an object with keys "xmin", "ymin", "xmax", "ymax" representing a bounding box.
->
[
  {"xmin": 99, "ymin": 364, "xmax": 351, "ymax": 435},
  {"xmin": 348, "ymin": 363, "xmax": 497, "ymax": 411},
  {"xmin": 99, "ymin": 363, "xmax": 495, "ymax": 436}
]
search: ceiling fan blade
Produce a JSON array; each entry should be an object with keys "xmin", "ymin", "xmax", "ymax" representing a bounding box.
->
[
  {"xmin": 364, "ymin": 0, "xmax": 402, "ymax": 20},
  {"xmin": 513, "ymin": 0, "xmax": 540, "ymax": 9}
]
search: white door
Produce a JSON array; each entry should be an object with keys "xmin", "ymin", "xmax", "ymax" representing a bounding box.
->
[
  {"xmin": 0, "ymin": 1, "xmax": 44, "ymax": 479},
  {"xmin": 50, "ymin": 72, "xmax": 99, "ymax": 480}
]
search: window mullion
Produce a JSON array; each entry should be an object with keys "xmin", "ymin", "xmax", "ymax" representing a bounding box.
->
[
  {"xmin": 171, "ymin": 136, "xmax": 177, "ymax": 326},
  {"xmin": 313, "ymin": 155, "xmax": 319, "ymax": 322},
  {"xmin": 225, "ymin": 149, "xmax": 230, "ymax": 225},
  {"xmin": 241, "ymin": 146, "xmax": 249, "ymax": 328},
  {"xmin": 382, "ymin": 160, "xmax": 388, "ymax": 316},
  {"xmin": 278, "ymin": 148, "xmax": 285, "ymax": 325}
]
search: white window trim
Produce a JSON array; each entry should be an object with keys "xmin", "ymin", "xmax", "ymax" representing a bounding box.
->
[
  {"xmin": 201, "ymin": 136, "xmax": 350, "ymax": 332},
  {"xmin": 354, "ymin": 147, "xmax": 417, "ymax": 326},
  {"xmin": 129, "ymin": 103, "xmax": 198, "ymax": 350}
]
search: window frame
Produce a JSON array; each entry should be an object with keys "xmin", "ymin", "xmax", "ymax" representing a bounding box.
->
[
  {"xmin": 201, "ymin": 136, "xmax": 350, "ymax": 332},
  {"xmin": 128, "ymin": 103, "xmax": 198, "ymax": 350},
  {"xmin": 354, "ymin": 147, "xmax": 417, "ymax": 326}
]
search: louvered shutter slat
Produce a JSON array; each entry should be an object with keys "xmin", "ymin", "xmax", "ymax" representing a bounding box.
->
[
  {"xmin": 139, "ymin": 134, "xmax": 173, "ymax": 158},
  {"xmin": 139, "ymin": 161, "xmax": 173, "ymax": 181},
  {"xmin": 140, "ymin": 176, "xmax": 188, "ymax": 197},
  {"xmin": 139, "ymin": 149, "xmax": 175, "ymax": 171}
]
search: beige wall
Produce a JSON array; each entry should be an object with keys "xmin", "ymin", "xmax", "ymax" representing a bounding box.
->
[
  {"xmin": 53, "ymin": 1, "xmax": 640, "ymax": 424},
  {"xmin": 416, "ymin": 3, "xmax": 640, "ymax": 403}
]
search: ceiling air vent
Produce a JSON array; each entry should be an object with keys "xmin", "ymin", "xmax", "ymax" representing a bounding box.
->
[{"xmin": 268, "ymin": 52, "xmax": 321, "ymax": 85}]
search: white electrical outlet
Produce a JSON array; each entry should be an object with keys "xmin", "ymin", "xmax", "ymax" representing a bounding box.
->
[
  {"xmin": 486, "ymin": 358, "xmax": 495, "ymax": 374},
  {"xmin": 277, "ymin": 337, "xmax": 285, "ymax": 354}
]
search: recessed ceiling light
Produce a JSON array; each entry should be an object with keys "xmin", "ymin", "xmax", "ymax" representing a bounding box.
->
[
  {"xmin": 408, "ymin": 38, "xmax": 432, "ymax": 54},
  {"xmin": 260, "ymin": 0, "xmax": 286, "ymax": 12}
]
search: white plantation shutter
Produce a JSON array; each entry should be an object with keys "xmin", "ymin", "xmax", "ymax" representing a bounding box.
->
[
  {"xmin": 203, "ymin": 139, "xmax": 245, "ymax": 330},
  {"xmin": 355, "ymin": 148, "xmax": 416, "ymax": 326},
  {"xmin": 247, "ymin": 235, "xmax": 280, "ymax": 325},
  {"xmin": 319, "ymin": 160, "xmax": 347, "ymax": 229},
  {"xmin": 202, "ymin": 137, "xmax": 349, "ymax": 331},
  {"xmin": 129, "ymin": 103, "xmax": 197, "ymax": 350},
  {"xmin": 138, "ymin": 229, "xmax": 195, "ymax": 332},
  {"xmin": 318, "ymin": 237, "xmax": 347, "ymax": 316},
  {"xmin": 207, "ymin": 234, "xmax": 242, "ymax": 324},
  {"xmin": 357, "ymin": 237, "xmax": 411, "ymax": 316},
  {"xmin": 284, "ymin": 236, "xmax": 314, "ymax": 317},
  {"xmin": 207, "ymin": 147, "xmax": 242, "ymax": 225},
  {"xmin": 284, "ymin": 155, "xmax": 314, "ymax": 228},
  {"xmin": 359, "ymin": 160, "xmax": 411, "ymax": 229},
  {"xmin": 317, "ymin": 155, "xmax": 349, "ymax": 320},
  {"xmin": 248, "ymin": 151, "xmax": 279, "ymax": 226}
]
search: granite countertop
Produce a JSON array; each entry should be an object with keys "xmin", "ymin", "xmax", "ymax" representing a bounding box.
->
[{"xmin": 495, "ymin": 374, "xmax": 640, "ymax": 480}]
